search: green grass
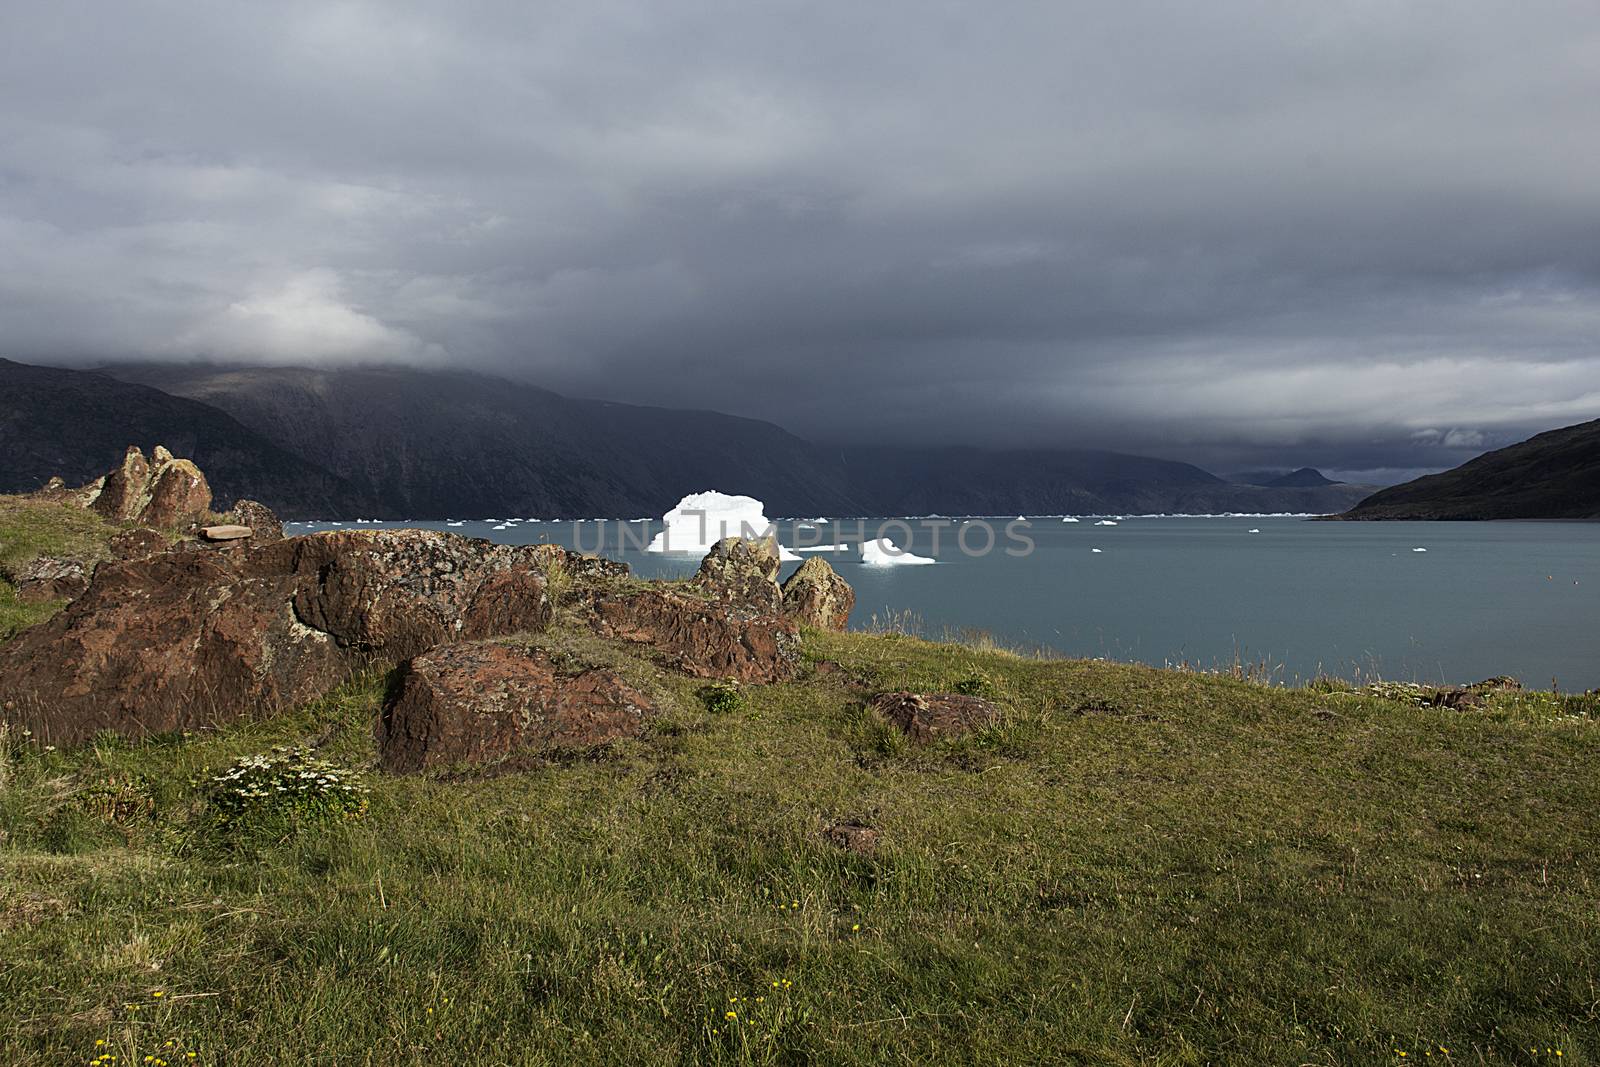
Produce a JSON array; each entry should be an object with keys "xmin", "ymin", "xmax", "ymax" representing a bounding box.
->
[
  {"xmin": 0, "ymin": 493, "xmax": 121, "ymax": 638},
  {"xmin": 2, "ymin": 627, "xmax": 1598, "ymax": 1065}
]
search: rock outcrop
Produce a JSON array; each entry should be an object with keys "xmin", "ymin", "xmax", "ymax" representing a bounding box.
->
[
  {"xmin": 869, "ymin": 691, "xmax": 1001, "ymax": 743},
  {"xmin": 379, "ymin": 643, "xmax": 654, "ymax": 773},
  {"xmin": 0, "ymin": 529, "xmax": 576, "ymax": 743},
  {"xmin": 83, "ymin": 445, "xmax": 213, "ymax": 529},
  {"xmin": 780, "ymin": 557, "xmax": 854, "ymax": 630},
  {"xmin": 227, "ymin": 499, "xmax": 284, "ymax": 542},
  {"xmin": 107, "ymin": 528, "xmax": 169, "ymax": 561},
  {"xmin": 589, "ymin": 587, "xmax": 801, "ymax": 683},
  {"xmin": 12, "ymin": 557, "xmax": 89, "ymax": 603},
  {"xmin": 693, "ymin": 535, "xmax": 783, "ymax": 611}
]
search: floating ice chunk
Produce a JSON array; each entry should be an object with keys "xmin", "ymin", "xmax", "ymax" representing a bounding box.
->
[
  {"xmin": 1094, "ymin": 519, "xmax": 1118, "ymax": 526},
  {"xmin": 446, "ymin": 521, "xmax": 464, "ymax": 527},
  {"xmin": 492, "ymin": 524, "xmax": 509, "ymax": 530},
  {"xmin": 1091, "ymin": 548, "xmax": 1103, "ymax": 553},
  {"xmin": 1412, "ymin": 547, "xmax": 1427, "ymax": 552},
  {"xmin": 798, "ymin": 543, "xmax": 851, "ymax": 552},
  {"xmin": 1248, "ymin": 528, "xmax": 1260, "ymax": 534},
  {"xmin": 1062, "ymin": 516, "xmax": 1080, "ymax": 523},
  {"xmin": 860, "ymin": 538, "xmax": 936, "ymax": 565},
  {"xmin": 646, "ymin": 491, "xmax": 799, "ymax": 559}
]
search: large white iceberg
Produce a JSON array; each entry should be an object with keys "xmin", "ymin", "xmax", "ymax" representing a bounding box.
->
[
  {"xmin": 860, "ymin": 537, "xmax": 936, "ymax": 566},
  {"xmin": 646, "ymin": 491, "xmax": 800, "ymax": 559}
]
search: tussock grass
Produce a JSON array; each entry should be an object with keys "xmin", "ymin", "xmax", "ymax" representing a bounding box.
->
[{"xmin": 2, "ymin": 627, "xmax": 1598, "ymax": 1063}]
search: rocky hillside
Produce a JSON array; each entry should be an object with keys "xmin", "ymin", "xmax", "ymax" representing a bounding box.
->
[
  {"xmin": 1340, "ymin": 418, "xmax": 1600, "ymax": 519},
  {"xmin": 0, "ymin": 359, "xmax": 370, "ymax": 518}
]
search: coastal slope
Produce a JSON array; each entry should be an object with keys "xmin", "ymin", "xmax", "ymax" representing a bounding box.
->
[{"xmin": 1340, "ymin": 417, "xmax": 1600, "ymax": 519}]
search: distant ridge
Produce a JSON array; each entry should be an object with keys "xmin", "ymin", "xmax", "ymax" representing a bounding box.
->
[
  {"xmin": 1266, "ymin": 467, "xmax": 1338, "ymax": 488},
  {"xmin": 4, "ymin": 358, "xmax": 1374, "ymax": 518},
  {"xmin": 1228, "ymin": 467, "xmax": 1339, "ymax": 488},
  {"xmin": 1338, "ymin": 418, "xmax": 1600, "ymax": 519}
]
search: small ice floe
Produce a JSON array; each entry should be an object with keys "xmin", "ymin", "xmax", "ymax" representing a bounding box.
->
[
  {"xmin": 1094, "ymin": 519, "xmax": 1118, "ymax": 526},
  {"xmin": 1015, "ymin": 515, "xmax": 1026, "ymax": 521},
  {"xmin": 646, "ymin": 491, "xmax": 799, "ymax": 559},
  {"xmin": 1091, "ymin": 547, "xmax": 1103, "ymax": 553},
  {"xmin": 446, "ymin": 520, "xmax": 464, "ymax": 527},
  {"xmin": 798, "ymin": 543, "xmax": 851, "ymax": 552},
  {"xmin": 330, "ymin": 521, "xmax": 343, "ymax": 526},
  {"xmin": 1412, "ymin": 547, "xmax": 1427, "ymax": 552},
  {"xmin": 1248, "ymin": 528, "xmax": 1261, "ymax": 534},
  {"xmin": 492, "ymin": 523, "xmax": 510, "ymax": 530},
  {"xmin": 860, "ymin": 538, "xmax": 936, "ymax": 565},
  {"xmin": 1062, "ymin": 516, "xmax": 1080, "ymax": 523}
]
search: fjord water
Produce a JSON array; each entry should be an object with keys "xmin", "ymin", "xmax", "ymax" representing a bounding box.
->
[{"xmin": 297, "ymin": 517, "xmax": 1600, "ymax": 689}]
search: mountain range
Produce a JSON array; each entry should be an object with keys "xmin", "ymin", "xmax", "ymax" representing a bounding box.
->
[{"xmin": 2, "ymin": 358, "xmax": 1375, "ymax": 519}]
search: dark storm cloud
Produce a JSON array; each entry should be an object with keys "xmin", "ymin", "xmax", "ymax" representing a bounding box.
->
[{"xmin": 4, "ymin": 0, "xmax": 1599, "ymax": 478}]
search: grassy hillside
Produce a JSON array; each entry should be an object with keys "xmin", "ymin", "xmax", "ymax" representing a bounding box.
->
[{"xmin": 2, "ymin": 618, "xmax": 1597, "ymax": 1064}]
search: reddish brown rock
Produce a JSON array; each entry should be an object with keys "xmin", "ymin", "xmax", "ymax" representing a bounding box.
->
[
  {"xmin": 13, "ymin": 557, "xmax": 89, "ymax": 603},
  {"xmin": 138, "ymin": 454, "xmax": 211, "ymax": 528},
  {"xmin": 379, "ymin": 643, "xmax": 654, "ymax": 773},
  {"xmin": 589, "ymin": 587, "xmax": 800, "ymax": 683},
  {"xmin": 107, "ymin": 528, "xmax": 169, "ymax": 560},
  {"xmin": 82, "ymin": 444, "xmax": 212, "ymax": 529},
  {"xmin": 869, "ymin": 691, "xmax": 1001, "ymax": 743},
  {"xmin": 693, "ymin": 535, "xmax": 783, "ymax": 611},
  {"xmin": 227, "ymin": 499, "xmax": 283, "ymax": 542},
  {"xmin": 780, "ymin": 557, "xmax": 854, "ymax": 630},
  {"xmin": 0, "ymin": 529, "xmax": 591, "ymax": 744},
  {"xmin": 89, "ymin": 446, "xmax": 151, "ymax": 522}
]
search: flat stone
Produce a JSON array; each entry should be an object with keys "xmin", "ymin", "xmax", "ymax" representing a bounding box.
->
[{"xmin": 200, "ymin": 524, "xmax": 253, "ymax": 541}]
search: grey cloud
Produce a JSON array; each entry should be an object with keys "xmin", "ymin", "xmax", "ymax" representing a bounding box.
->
[{"xmin": 3, "ymin": 1, "xmax": 1600, "ymax": 480}]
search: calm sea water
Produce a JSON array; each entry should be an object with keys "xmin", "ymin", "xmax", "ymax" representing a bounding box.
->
[{"xmin": 292, "ymin": 516, "xmax": 1600, "ymax": 690}]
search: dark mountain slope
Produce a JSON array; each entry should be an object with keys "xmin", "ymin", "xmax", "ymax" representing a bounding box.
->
[
  {"xmin": 0, "ymin": 359, "xmax": 370, "ymax": 518},
  {"xmin": 1340, "ymin": 419, "xmax": 1600, "ymax": 519},
  {"xmin": 19, "ymin": 358, "xmax": 1370, "ymax": 518},
  {"xmin": 107, "ymin": 363, "xmax": 864, "ymax": 518}
]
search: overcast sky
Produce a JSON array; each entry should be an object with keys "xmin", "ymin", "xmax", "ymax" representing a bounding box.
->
[{"xmin": 4, "ymin": 1, "xmax": 1598, "ymax": 480}]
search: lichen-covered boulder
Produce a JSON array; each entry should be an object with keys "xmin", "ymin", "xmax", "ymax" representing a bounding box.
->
[
  {"xmin": 0, "ymin": 529, "xmax": 593, "ymax": 744},
  {"xmin": 379, "ymin": 643, "xmax": 654, "ymax": 773},
  {"xmin": 869, "ymin": 691, "xmax": 1001, "ymax": 743},
  {"xmin": 83, "ymin": 444, "xmax": 212, "ymax": 528},
  {"xmin": 588, "ymin": 586, "xmax": 800, "ymax": 683},
  {"xmin": 780, "ymin": 557, "xmax": 854, "ymax": 630},
  {"xmin": 693, "ymin": 535, "xmax": 782, "ymax": 611},
  {"xmin": 12, "ymin": 557, "xmax": 89, "ymax": 603},
  {"xmin": 88, "ymin": 446, "xmax": 151, "ymax": 522},
  {"xmin": 227, "ymin": 499, "xmax": 284, "ymax": 542},
  {"xmin": 139, "ymin": 452, "xmax": 211, "ymax": 528}
]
